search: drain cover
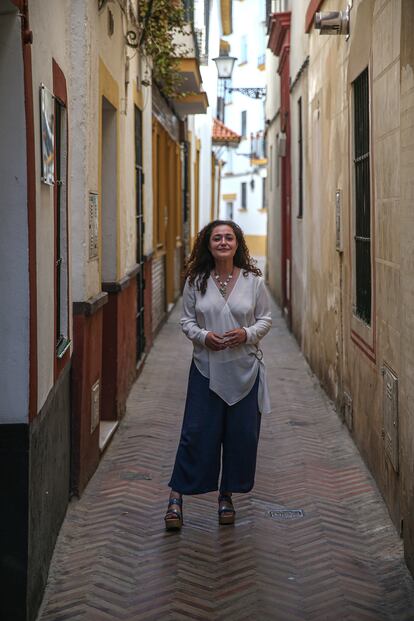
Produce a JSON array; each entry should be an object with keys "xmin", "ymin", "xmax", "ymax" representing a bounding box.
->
[
  {"xmin": 120, "ymin": 472, "xmax": 152, "ymax": 480},
  {"xmin": 269, "ymin": 509, "xmax": 304, "ymax": 520}
]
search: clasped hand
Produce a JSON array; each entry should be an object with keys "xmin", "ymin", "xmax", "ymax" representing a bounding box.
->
[{"xmin": 205, "ymin": 328, "xmax": 247, "ymax": 351}]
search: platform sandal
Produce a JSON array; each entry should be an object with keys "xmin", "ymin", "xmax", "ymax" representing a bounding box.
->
[
  {"xmin": 164, "ymin": 496, "xmax": 183, "ymax": 531},
  {"xmin": 218, "ymin": 494, "xmax": 235, "ymax": 525}
]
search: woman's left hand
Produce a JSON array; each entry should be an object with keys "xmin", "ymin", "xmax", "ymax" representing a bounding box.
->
[{"xmin": 222, "ymin": 328, "xmax": 247, "ymax": 348}]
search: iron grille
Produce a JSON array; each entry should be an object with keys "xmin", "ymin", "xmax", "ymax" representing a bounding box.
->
[
  {"xmin": 55, "ymin": 98, "xmax": 69, "ymax": 356},
  {"xmin": 353, "ymin": 67, "xmax": 371, "ymax": 325},
  {"xmin": 56, "ymin": 100, "xmax": 62, "ymax": 346},
  {"xmin": 135, "ymin": 106, "xmax": 146, "ymax": 362},
  {"xmin": 298, "ymin": 97, "xmax": 303, "ymax": 219}
]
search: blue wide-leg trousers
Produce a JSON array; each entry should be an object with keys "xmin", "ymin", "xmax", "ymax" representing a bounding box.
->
[{"xmin": 168, "ymin": 361, "xmax": 261, "ymax": 495}]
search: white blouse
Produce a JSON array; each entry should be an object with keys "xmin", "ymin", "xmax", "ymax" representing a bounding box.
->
[{"xmin": 180, "ymin": 271, "xmax": 272, "ymax": 414}]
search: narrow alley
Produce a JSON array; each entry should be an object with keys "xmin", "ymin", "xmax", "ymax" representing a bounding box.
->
[{"xmin": 38, "ymin": 298, "xmax": 414, "ymax": 621}]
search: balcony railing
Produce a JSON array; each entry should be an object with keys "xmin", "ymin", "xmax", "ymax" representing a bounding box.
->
[{"xmin": 183, "ymin": 0, "xmax": 194, "ymax": 23}]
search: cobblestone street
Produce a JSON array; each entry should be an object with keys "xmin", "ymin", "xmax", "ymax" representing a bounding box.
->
[{"xmin": 38, "ymin": 298, "xmax": 414, "ymax": 621}]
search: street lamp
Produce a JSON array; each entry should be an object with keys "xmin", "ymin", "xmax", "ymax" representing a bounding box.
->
[
  {"xmin": 213, "ymin": 55, "xmax": 237, "ymax": 123},
  {"xmin": 213, "ymin": 54, "xmax": 266, "ymax": 123},
  {"xmin": 213, "ymin": 55, "xmax": 237, "ymax": 80}
]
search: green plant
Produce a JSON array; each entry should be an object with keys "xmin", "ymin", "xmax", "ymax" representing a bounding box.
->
[{"xmin": 138, "ymin": 0, "xmax": 189, "ymax": 97}]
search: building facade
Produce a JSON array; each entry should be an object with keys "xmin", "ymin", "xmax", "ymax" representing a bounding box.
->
[
  {"xmin": 267, "ymin": 0, "xmax": 414, "ymax": 577},
  {"xmin": 0, "ymin": 1, "xmax": 208, "ymax": 619},
  {"xmin": 215, "ymin": 0, "xmax": 268, "ymax": 264}
]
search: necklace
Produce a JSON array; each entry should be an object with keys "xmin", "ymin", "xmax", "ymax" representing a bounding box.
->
[{"xmin": 214, "ymin": 269, "xmax": 233, "ymax": 297}]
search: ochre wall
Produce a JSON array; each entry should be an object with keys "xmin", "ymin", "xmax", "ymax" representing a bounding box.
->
[
  {"xmin": 101, "ymin": 277, "xmax": 137, "ymax": 421},
  {"xmin": 71, "ymin": 308, "xmax": 103, "ymax": 495},
  {"xmin": 295, "ymin": 0, "xmax": 403, "ymax": 538}
]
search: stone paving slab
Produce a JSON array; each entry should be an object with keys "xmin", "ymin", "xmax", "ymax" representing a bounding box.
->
[{"xmin": 38, "ymin": 297, "xmax": 414, "ymax": 620}]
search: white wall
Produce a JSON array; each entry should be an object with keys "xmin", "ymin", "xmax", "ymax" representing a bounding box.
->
[
  {"xmin": 193, "ymin": 0, "xmax": 222, "ymax": 229},
  {"xmin": 31, "ymin": 0, "xmax": 71, "ymax": 410},
  {"xmin": 0, "ymin": 8, "xmax": 30, "ymax": 423},
  {"xmin": 218, "ymin": 0, "xmax": 268, "ymax": 245},
  {"xmin": 265, "ymin": 44, "xmax": 282, "ymax": 299},
  {"xmin": 69, "ymin": 0, "xmax": 90, "ymax": 302}
]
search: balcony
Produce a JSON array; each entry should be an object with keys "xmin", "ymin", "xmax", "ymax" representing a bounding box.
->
[
  {"xmin": 170, "ymin": 1, "xmax": 208, "ymax": 117},
  {"xmin": 173, "ymin": 90, "xmax": 209, "ymax": 119},
  {"xmin": 250, "ymin": 131, "xmax": 267, "ymax": 166},
  {"xmin": 257, "ymin": 54, "xmax": 266, "ymax": 70}
]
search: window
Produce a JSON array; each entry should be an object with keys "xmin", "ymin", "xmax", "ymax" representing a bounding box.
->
[
  {"xmin": 276, "ymin": 134, "xmax": 280, "ymax": 187},
  {"xmin": 226, "ymin": 202, "xmax": 234, "ymax": 220},
  {"xmin": 353, "ymin": 67, "xmax": 371, "ymax": 325},
  {"xmin": 241, "ymin": 110, "xmax": 247, "ymax": 138},
  {"xmin": 297, "ymin": 97, "xmax": 303, "ymax": 219},
  {"xmin": 262, "ymin": 177, "xmax": 267, "ymax": 210},
  {"xmin": 55, "ymin": 99, "xmax": 69, "ymax": 357},
  {"xmin": 52, "ymin": 58, "xmax": 71, "ymax": 366},
  {"xmin": 241, "ymin": 182, "xmax": 247, "ymax": 209},
  {"xmin": 240, "ymin": 35, "xmax": 248, "ymax": 64},
  {"xmin": 269, "ymin": 145, "xmax": 273, "ymax": 191}
]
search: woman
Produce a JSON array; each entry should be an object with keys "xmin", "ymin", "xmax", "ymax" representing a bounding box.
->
[{"xmin": 165, "ymin": 220, "xmax": 272, "ymax": 530}]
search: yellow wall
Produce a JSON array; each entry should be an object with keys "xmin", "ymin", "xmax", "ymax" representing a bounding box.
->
[{"xmin": 244, "ymin": 235, "xmax": 266, "ymax": 257}]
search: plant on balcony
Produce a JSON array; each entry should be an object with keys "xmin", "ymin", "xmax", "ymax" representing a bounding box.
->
[{"xmin": 138, "ymin": 0, "xmax": 188, "ymax": 97}]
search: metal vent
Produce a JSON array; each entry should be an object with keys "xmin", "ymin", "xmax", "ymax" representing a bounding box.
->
[
  {"xmin": 269, "ymin": 509, "xmax": 304, "ymax": 521},
  {"xmin": 382, "ymin": 364, "xmax": 399, "ymax": 472}
]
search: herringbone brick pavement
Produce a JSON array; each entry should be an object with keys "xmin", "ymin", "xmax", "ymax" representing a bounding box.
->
[{"xmin": 38, "ymin": 298, "xmax": 414, "ymax": 621}]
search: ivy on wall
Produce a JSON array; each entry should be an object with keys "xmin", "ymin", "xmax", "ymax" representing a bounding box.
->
[{"xmin": 138, "ymin": 0, "xmax": 189, "ymax": 97}]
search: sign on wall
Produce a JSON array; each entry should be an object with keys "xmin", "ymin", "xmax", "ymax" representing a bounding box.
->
[
  {"xmin": 88, "ymin": 192, "xmax": 99, "ymax": 260},
  {"xmin": 40, "ymin": 84, "xmax": 55, "ymax": 185}
]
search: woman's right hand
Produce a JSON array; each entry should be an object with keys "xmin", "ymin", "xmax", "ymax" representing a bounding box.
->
[{"xmin": 205, "ymin": 332, "xmax": 227, "ymax": 351}]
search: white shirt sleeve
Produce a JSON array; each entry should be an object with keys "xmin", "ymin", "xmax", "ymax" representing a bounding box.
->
[
  {"xmin": 243, "ymin": 278, "xmax": 272, "ymax": 345},
  {"xmin": 180, "ymin": 279, "xmax": 209, "ymax": 346}
]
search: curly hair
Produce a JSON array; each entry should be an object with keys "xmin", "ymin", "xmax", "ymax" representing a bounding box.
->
[{"xmin": 185, "ymin": 220, "xmax": 262, "ymax": 294}]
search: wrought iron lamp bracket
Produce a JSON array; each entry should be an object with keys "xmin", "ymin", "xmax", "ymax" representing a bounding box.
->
[
  {"xmin": 227, "ymin": 87, "xmax": 266, "ymax": 100},
  {"xmin": 125, "ymin": 30, "xmax": 139, "ymax": 48}
]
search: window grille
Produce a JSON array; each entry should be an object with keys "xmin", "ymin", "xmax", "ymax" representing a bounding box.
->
[
  {"xmin": 353, "ymin": 67, "xmax": 371, "ymax": 325},
  {"xmin": 135, "ymin": 106, "xmax": 145, "ymax": 361},
  {"xmin": 241, "ymin": 182, "xmax": 247, "ymax": 209},
  {"xmin": 55, "ymin": 100, "xmax": 69, "ymax": 357},
  {"xmin": 298, "ymin": 97, "xmax": 303, "ymax": 219}
]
